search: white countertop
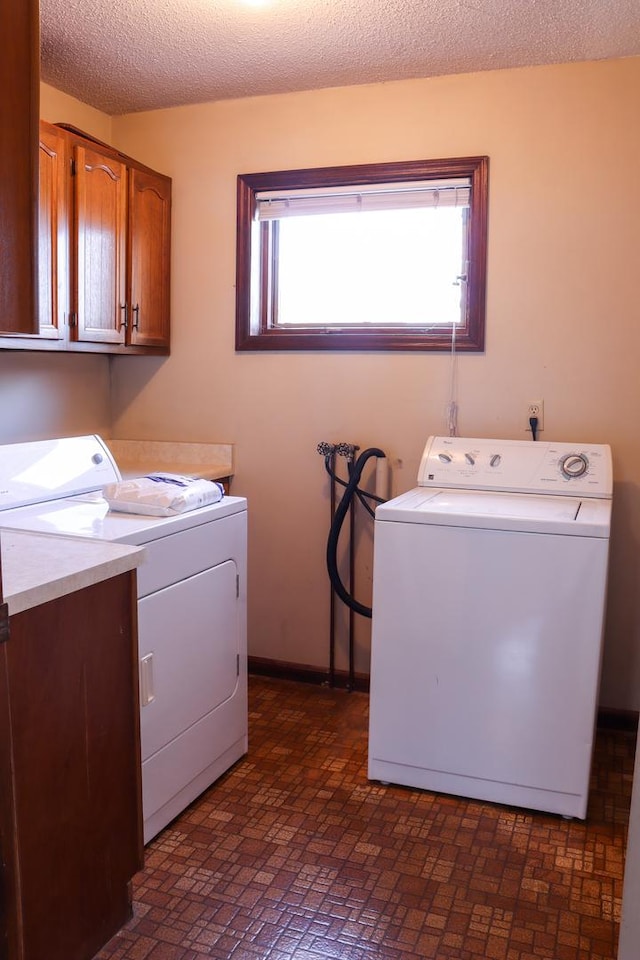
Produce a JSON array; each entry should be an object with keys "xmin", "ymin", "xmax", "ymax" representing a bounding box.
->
[{"xmin": 1, "ymin": 529, "xmax": 144, "ymax": 616}]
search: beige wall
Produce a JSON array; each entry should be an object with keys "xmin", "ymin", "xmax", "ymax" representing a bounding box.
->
[
  {"xmin": 105, "ymin": 57, "xmax": 640, "ymax": 710},
  {"xmin": 0, "ymin": 85, "xmax": 113, "ymax": 445},
  {"xmin": 0, "ymin": 352, "xmax": 112, "ymax": 444},
  {"xmin": 40, "ymin": 82, "xmax": 113, "ymax": 141},
  {"xmin": 3, "ymin": 65, "xmax": 638, "ymax": 709}
]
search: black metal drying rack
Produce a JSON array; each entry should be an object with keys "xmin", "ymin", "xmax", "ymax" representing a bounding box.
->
[{"xmin": 320, "ymin": 442, "xmax": 359, "ymax": 692}]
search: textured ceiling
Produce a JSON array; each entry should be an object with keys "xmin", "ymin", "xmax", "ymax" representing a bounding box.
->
[{"xmin": 40, "ymin": 0, "xmax": 640, "ymax": 116}]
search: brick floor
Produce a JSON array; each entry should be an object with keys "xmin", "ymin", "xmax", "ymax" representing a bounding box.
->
[{"xmin": 94, "ymin": 676, "xmax": 635, "ymax": 960}]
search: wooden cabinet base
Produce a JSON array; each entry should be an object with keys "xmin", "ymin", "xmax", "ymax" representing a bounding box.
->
[{"xmin": 0, "ymin": 573, "xmax": 143, "ymax": 960}]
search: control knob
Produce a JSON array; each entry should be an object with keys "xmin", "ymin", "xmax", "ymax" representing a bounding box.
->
[
  {"xmin": 560, "ymin": 453, "xmax": 588, "ymax": 479},
  {"xmin": 438, "ymin": 453, "xmax": 452, "ymax": 463}
]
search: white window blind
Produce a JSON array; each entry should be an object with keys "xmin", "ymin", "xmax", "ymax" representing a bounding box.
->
[{"xmin": 255, "ymin": 178, "xmax": 472, "ymax": 221}]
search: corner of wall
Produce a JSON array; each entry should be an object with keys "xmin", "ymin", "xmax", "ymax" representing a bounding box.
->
[{"xmin": 39, "ymin": 81, "xmax": 114, "ymax": 143}]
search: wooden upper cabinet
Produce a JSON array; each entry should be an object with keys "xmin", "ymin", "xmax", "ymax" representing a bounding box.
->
[
  {"xmin": 74, "ymin": 145, "xmax": 128, "ymax": 345},
  {"xmin": 128, "ymin": 168, "xmax": 171, "ymax": 348},
  {"xmin": 38, "ymin": 124, "xmax": 69, "ymax": 340},
  {"xmin": 0, "ymin": 0, "xmax": 39, "ymax": 334},
  {"xmin": 68, "ymin": 135, "xmax": 171, "ymax": 353},
  {"xmin": 0, "ymin": 122, "xmax": 171, "ymax": 355}
]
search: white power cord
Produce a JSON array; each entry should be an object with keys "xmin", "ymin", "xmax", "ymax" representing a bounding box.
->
[{"xmin": 446, "ymin": 320, "xmax": 458, "ymax": 437}]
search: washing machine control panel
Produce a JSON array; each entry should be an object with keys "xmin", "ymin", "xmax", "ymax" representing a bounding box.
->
[
  {"xmin": 417, "ymin": 437, "xmax": 612, "ymax": 497},
  {"xmin": 559, "ymin": 453, "xmax": 589, "ymax": 479}
]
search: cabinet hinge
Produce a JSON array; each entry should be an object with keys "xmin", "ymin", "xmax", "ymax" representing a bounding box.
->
[
  {"xmin": 70, "ymin": 158, "xmax": 76, "ymax": 176},
  {"xmin": 0, "ymin": 603, "xmax": 9, "ymax": 644},
  {"xmin": 236, "ymin": 574, "xmax": 240, "ymax": 598}
]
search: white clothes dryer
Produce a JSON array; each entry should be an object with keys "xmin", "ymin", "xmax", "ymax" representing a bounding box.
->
[
  {"xmin": 0, "ymin": 435, "xmax": 248, "ymax": 843},
  {"xmin": 368, "ymin": 436, "xmax": 612, "ymax": 819}
]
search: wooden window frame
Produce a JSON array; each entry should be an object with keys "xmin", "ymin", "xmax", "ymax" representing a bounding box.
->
[{"xmin": 236, "ymin": 156, "xmax": 489, "ymax": 352}]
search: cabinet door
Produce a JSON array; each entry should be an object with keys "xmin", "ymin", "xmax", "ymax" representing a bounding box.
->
[
  {"xmin": 129, "ymin": 168, "xmax": 171, "ymax": 349},
  {"xmin": 74, "ymin": 145, "xmax": 128, "ymax": 344},
  {"xmin": 0, "ymin": 0, "xmax": 38, "ymax": 334},
  {"xmin": 1, "ymin": 574, "xmax": 143, "ymax": 960},
  {"xmin": 0, "ymin": 615, "xmax": 20, "ymax": 960},
  {"xmin": 38, "ymin": 124, "xmax": 69, "ymax": 339}
]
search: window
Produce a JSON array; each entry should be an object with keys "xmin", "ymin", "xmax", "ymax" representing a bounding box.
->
[{"xmin": 236, "ymin": 156, "xmax": 488, "ymax": 352}]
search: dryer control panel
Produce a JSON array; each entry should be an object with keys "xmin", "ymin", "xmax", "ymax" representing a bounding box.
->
[
  {"xmin": 417, "ymin": 436, "xmax": 612, "ymax": 498},
  {"xmin": 0, "ymin": 435, "xmax": 121, "ymax": 511}
]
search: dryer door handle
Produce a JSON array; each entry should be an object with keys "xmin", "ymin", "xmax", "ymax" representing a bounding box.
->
[{"xmin": 140, "ymin": 653, "xmax": 155, "ymax": 706}]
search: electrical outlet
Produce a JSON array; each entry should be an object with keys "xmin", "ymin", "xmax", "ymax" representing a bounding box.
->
[{"xmin": 526, "ymin": 400, "xmax": 544, "ymax": 433}]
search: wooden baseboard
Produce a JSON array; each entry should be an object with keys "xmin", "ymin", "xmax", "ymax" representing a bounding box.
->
[
  {"xmin": 248, "ymin": 656, "xmax": 370, "ymax": 692},
  {"xmin": 248, "ymin": 658, "xmax": 638, "ymax": 731},
  {"xmin": 596, "ymin": 707, "xmax": 638, "ymax": 732}
]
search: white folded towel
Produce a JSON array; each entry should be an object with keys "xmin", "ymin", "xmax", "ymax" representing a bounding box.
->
[{"xmin": 104, "ymin": 473, "xmax": 224, "ymax": 517}]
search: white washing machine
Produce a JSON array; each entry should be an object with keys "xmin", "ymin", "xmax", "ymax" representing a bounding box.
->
[
  {"xmin": 368, "ymin": 435, "xmax": 612, "ymax": 819},
  {"xmin": 0, "ymin": 435, "xmax": 248, "ymax": 843}
]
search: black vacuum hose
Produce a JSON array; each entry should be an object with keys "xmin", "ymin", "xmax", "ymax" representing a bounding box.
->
[{"xmin": 326, "ymin": 447, "xmax": 386, "ymax": 619}]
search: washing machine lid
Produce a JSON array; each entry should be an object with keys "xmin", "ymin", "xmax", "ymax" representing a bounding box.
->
[{"xmin": 376, "ymin": 487, "xmax": 611, "ymax": 536}]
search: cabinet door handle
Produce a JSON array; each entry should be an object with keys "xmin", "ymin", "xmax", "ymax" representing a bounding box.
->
[
  {"xmin": 119, "ymin": 303, "xmax": 128, "ymax": 331},
  {"xmin": 0, "ymin": 602, "xmax": 9, "ymax": 644},
  {"xmin": 132, "ymin": 303, "xmax": 140, "ymax": 330}
]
